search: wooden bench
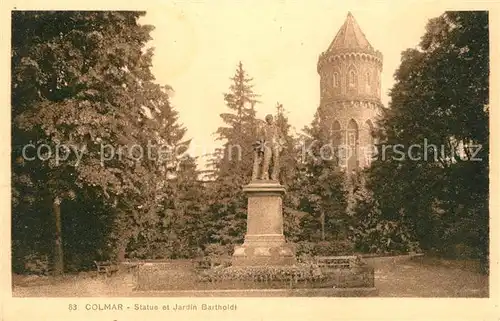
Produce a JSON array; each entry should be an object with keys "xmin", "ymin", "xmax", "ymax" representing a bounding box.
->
[
  {"xmin": 94, "ymin": 261, "xmax": 119, "ymax": 277},
  {"xmin": 120, "ymin": 260, "xmax": 144, "ymax": 273},
  {"xmin": 314, "ymin": 256, "xmax": 356, "ymax": 269}
]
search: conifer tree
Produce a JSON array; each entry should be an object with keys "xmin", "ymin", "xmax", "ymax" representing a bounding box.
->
[
  {"xmin": 272, "ymin": 103, "xmax": 303, "ymax": 241},
  {"xmin": 206, "ymin": 62, "xmax": 259, "ymax": 248}
]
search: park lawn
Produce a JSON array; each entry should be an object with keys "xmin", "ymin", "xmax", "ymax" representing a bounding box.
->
[
  {"xmin": 365, "ymin": 255, "xmax": 488, "ymax": 297},
  {"xmin": 11, "ymin": 255, "xmax": 488, "ymax": 297}
]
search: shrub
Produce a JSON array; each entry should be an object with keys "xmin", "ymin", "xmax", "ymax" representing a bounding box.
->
[
  {"xmin": 350, "ymin": 218, "xmax": 419, "ymax": 255},
  {"xmin": 349, "ymin": 177, "xmax": 420, "ymax": 255},
  {"xmin": 203, "ymin": 243, "xmax": 233, "ymax": 257},
  {"xmin": 294, "ymin": 241, "xmax": 316, "ymax": 258},
  {"xmin": 23, "ymin": 253, "xmax": 50, "ymax": 275}
]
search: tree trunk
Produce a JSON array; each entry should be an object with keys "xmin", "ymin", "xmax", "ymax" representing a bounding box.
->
[
  {"xmin": 117, "ymin": 240, "xmax": 127, "ymax": 262},
  {"xmin": 108, "ymin": 222, "xmax": 127, "ymax": 262},
  {"xmin": 320, "ymin": 212, "xmax": 325, "ymax": 241},
  {"xmin": 53, "ymin": 196, "xmax": 64, "ymax": 275},
  {"xmin": 113, "ymin": 214, "xmax": 130, "ymax": 262}
]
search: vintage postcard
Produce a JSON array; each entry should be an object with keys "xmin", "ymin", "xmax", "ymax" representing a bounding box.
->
[{"xmin": 2, "ymin": 0, "xmax": 499, "ymax": 320}]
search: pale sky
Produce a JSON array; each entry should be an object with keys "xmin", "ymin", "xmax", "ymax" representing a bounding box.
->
[{"xmin": 139, "ymin": 1, "xmax": 448, "ymax": 169}]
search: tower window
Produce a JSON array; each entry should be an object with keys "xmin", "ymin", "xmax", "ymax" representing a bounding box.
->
[
  {"xmin": 365, "ymin": 120, "xmax": 375, "ymax": 166},
  {"xmin": 377, "ymin": 75, "xmax": 380, "ymax": 95},
  {"xmin": 347, "ymin": 119, "xmax": 359, "ymax": 170},
  {"xmin": 348, "ymin": 133, "xmax": 356, "ymax": 146},
  {"xmin": 365, "ymin": 71, "xmax": 371, "ymax": 92},
  {"xmin": 332, "ymin": 120, "xmax": 342, "ymax": 145},
  {"xmin": 333, "ymin": 72, "xmax": 340, "ymax": 87},
  {"xmin": 321, "ymin": 75, "xmax": 326, "ymax": 93},
  {"xmin": 348, "ymin": 70, "xmax": 356, "ymax": 87}
]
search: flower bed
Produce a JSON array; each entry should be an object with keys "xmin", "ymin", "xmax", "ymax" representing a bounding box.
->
[
  {"xmin": 197, "ymin": 263, "xmax": 374, "ymax": 289},
  {"xmin": 199, "ymin": 264, "xmax": 321, "ymax": 282},
  {"xmin": 135, "ymin": 257, "xmax": 375, "ymax": 291}
]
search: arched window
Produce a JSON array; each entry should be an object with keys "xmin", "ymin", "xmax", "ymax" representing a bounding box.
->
[
  {"xmin": 347, "ymin": 119, "xmax": 359, "ymax": 171},
  {"xmin": 365, "ymin": 120, "xmax": 375, "ymax": 166},
  {"xmin": 333, "ymin": 72, "xmax": 340, "ymax": 88},
  {"xmin": 365, "ymin": 120, "xmax": 375, "ymax": 145},
  {"xmin": 332, "ymin": 120, "xmax": 342, "ymax": 146},
  {"xmin": 376, "ymin": 74, "xmax": 380, "ymax": 96},
  {"xmin": 332, "ymin": 120, "xmax": 343, "ymax": 166},
  {"xmin": 365, "ymin": 71, "xmax": 371, "ymax": 92},
  {"xmin": 348, "ymin": 69, "xmax": 356, "ymax": 88},
  {"xmin": 347, "ymin": 119, "xmax": 358, "ymax": 146}
]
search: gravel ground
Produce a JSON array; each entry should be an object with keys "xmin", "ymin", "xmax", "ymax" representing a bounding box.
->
[{"xmin": 11, "ymin": 255, "xmax": 488, "ymax": 297}]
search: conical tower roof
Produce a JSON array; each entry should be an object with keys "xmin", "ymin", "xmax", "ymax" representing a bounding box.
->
[{"xmin": 326, "ymin": 12, "xmax": 374, "ymax": 53}]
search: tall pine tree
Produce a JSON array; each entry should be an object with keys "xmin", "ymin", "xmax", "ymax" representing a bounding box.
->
[
  {"xmin": 206, "ymin": 62, "xmax": 259, "ymax": 248},
  {"xmin": 273, "ymin": 103, "xmax": 304, "ymax": 242}
]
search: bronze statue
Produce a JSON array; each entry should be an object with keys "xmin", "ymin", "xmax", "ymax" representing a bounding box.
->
[{"xmin": 252, "ymin": 114, "xmax": 285, "ymax": 181}]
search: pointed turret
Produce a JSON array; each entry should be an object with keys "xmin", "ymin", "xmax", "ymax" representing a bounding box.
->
[
  {"xmin": 317, "ymin": 12, "xmax": 382, "ymax": 81},
  {"xmin": 326, "ymin": 12, "xmax": 374, "ymax": 53},
  {"xmin": 319, "ymin": 12, "xmax": 382, "ymax": 62}
]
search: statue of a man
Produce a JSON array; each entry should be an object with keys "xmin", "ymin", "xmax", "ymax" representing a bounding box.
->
[{"xmin": 252, "ymin": 114, "xmax": 285, "ymax": 181}]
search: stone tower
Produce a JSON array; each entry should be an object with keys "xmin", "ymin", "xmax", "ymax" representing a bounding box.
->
[{"xmin": 317, "ymin": 12, "xmax": 383, "ymax": 172}]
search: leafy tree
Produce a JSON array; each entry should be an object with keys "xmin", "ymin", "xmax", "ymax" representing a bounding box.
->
[
  {"xmin": 11, "ymin": 11, "xmax": 189, "ymax": 272},
  {"xmin": 127, "ymin": 155, "xmax": 207, "ymax": 259},
  {"xmin": 110, "ymin": 82, "xmax": 192, "ymax": 261},
  {"xmin": 349, "ymin": 171, "xmax": 419, "ymax": 254},
  {"xmin": 367, "ymin": 11, "xmax": 489, "ymax": 264},
  {"xmin": 291, "ymin": 111, "xmax": 348, "ymax": 242}
]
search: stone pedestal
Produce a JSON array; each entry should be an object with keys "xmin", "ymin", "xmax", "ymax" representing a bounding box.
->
[{"xmin": 232, "ymin": 181, "xmax": 296, "ymax": 266}]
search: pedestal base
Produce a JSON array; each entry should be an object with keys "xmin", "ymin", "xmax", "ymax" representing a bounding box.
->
[
  {"xmin": 232, "ymin": 234, "xmax": 296, "ymax": 266},
  {"xmin": 232, "ymin": 181, "xmax": 296, "ymax": 266}
]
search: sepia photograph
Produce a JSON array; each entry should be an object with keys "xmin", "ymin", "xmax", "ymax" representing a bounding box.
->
[{"xmin": 4, "ymin": 1, "xmax": 497, "ymax": 319}]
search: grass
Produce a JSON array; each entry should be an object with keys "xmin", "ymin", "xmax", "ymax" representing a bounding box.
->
[
  {"xmin": 11, "ymin": 255, "xmax": 488, "ymax": 297},
  {"xmin": 365, "ymin": 255, "xmax": 488, "ymax": 297}
]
